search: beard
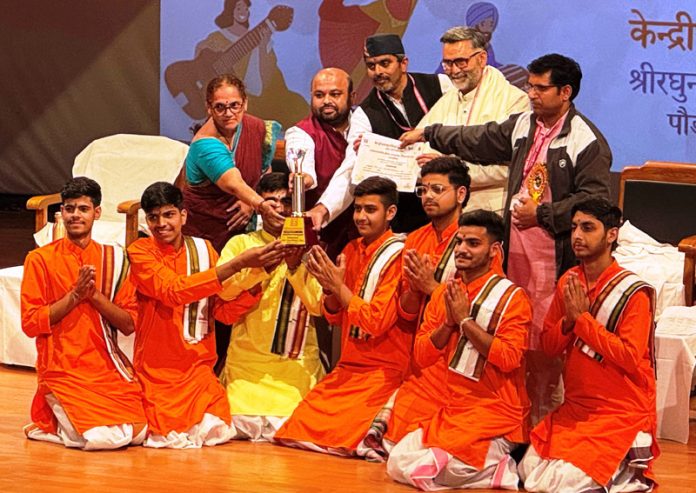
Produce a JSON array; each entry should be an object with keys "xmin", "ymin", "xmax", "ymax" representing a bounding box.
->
[
  {"xmin": 314, "ymin": 104, "xmax": 350, "ymax": 127},
  {"xmin": 450, "ymin": 70, "xmax": 482, "ymax": 95},
  {"xmin": 373, "ymin": 75, "xmax": 398, "ymax": 95}
]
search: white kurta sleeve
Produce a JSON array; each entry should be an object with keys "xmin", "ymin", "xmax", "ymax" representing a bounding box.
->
[
  {"xmin": 316, "ymin": 107, "xmax": 372, "ymax": 222},
  {"xmin": 284, "ymin": 126, "xmax": 318, "ymax": 190}
]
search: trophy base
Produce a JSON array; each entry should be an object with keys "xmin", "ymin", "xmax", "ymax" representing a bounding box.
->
[{"xmin": 280, "ymin": 216, "xmax": 319, "ymax": 246}]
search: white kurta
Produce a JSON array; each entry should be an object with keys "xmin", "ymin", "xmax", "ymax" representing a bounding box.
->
[{"xmin": 417, "ymin": 66, "xmax": 530, "ymax": 215}]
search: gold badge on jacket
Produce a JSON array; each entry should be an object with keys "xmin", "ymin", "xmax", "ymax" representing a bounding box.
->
[{"xmin": 526, "ymin": 162, "xmax": 548, "ymax": 204}]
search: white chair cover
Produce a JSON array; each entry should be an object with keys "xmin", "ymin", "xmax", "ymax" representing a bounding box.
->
[
  {"xmin": 34, "ymin": 134, "xmax": 188, "ymax": 247},
  {"xmin": 614, "ymin": 220, "xmax": 686, "ymax": 316}
]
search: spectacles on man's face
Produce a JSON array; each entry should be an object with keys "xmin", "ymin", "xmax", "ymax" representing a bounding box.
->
[
  {"xmin": 211, "ymin": 101, "xmax": 244, "ymax": 115},
  {"xmin": 441, "ymin": 50, "xmax": 483, "ymax": 71},
  {"xmin": 415, "ymin": 183, "xmax": 452, "ymax": 197},
  {"xmin": 524, "ymin": 83, "xmax": 558, "ymax": 94}
]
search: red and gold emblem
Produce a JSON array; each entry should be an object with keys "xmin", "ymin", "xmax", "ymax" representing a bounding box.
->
[{"xmin": 526, "ymin": 162, "xmax": 548, "ymax": 204}]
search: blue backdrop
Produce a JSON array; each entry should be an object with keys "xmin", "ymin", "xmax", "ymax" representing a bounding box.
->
[{"xmin": 160, "ymin": 0, "xmax": 696, "ymax": 170}]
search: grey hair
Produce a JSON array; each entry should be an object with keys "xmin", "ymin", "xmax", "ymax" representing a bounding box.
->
[{"xmin": 439, "ymin": 26, "xmax": 488, "ymax": 50}]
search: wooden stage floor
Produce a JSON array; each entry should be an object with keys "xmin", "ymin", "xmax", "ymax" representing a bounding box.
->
[{"xmin": 2, "ymin": 366, "xmax": 696, "ymax": 492}]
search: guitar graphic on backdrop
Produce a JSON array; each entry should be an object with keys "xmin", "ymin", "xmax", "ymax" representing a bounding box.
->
[{"xmin": 165, "ymin": 5, "xmax": 294, "ymax": 120}]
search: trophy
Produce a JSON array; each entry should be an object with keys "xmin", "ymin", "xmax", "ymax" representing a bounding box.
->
[{"xmin": 280, "ymin": 149, "xmax": 319, "ymax": 246}]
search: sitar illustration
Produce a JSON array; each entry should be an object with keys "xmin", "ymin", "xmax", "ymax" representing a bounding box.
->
[{"xmin": 165, "ymin": 5, "xmax": 294, "ymax": 120}]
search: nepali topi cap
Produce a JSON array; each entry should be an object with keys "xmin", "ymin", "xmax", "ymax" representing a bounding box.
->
[{"xmin": 364, "ymin": 34, "xmax": 405, "ymax": 57}]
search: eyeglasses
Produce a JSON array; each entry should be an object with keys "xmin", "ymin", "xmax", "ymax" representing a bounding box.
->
[
  {"xmin": 441, "ymin": 51, "xmax": 483, "ymax": 70},
  {"xmin": 211, "ymin": 101, "xmax": 244, "ymax": 115},
  {"xmin": 415, "ymin": 184, "xmax": 452, "ymax": 197},
  {"xmin": 524, "ymin": 83, "xmax": 558, "ymax": 94}
]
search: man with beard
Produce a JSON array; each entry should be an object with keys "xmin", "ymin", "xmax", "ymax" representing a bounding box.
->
[
  {"xmin": 519, "ymin": 198, "xmax": 658, "ymax": 492},
  {"xmin": 307, "ymin": 33, "xmax": 452, "ymax": 234},
  {"xmin": 414, "ymin": 26, "xmax": 529, "ymax": 215},
  {"xmin": 284, "ymin": 68, "xmax": 357, "ymax": 259},
  {"xmin": 387, "ymin": 210, "xmax": 531, "ymax": 490},
  {"xmin": 383, "ymin": 157, "xmax": 471, "ymax": 452}
]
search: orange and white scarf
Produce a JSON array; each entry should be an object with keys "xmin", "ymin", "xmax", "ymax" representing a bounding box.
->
[
  {"xmin": 99, "ymin": 244, "xmax": 135, "ymax": 382},
  {"xmin": 182, "ymin": 236, "xmax": 215, "ymax": 344},
  {"xmin": 449, "ymin": 275, "xmax": 519, "ymax": 381}
]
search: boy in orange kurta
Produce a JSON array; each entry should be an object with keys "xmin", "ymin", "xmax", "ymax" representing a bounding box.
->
[
  {"xmin": 21, "ymin": 177, "xmax": 147, "ymax": 450},
  {"xmin": 127, "ymin": 182, "xmax": 284, "ymax": 448},
  {"xmin": 387, "ymin": 210, "xmax": 531, "ymax": 491},
  {"xmin": 274, "ymin": 177, "xmax": 412, "ymax": 457},
  {"xmin": 519, "ymin": 198, "xmax": 659, "ymax": 492},
  {"xmin": 387, "ymin": 157, "xmax": 470, "ymax": 448}
]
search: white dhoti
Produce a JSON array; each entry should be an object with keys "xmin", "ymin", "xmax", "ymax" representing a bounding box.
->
[
  {"xmin": 519, "ymin": 433, "xmax": 654, "ymax": 493},
  {"xmin": 231, "ymin": 415, "xmax": 288, "ymax": 442},
  {"xmin": 144, "ymin": 413, "xmax": 236, "ymax": 449},
  {"xmin": 24, "ymin": 393, "xmax": 147, "ymax": 451},
  {"xmin": 386, "ymin": 428, "xmax": 520, "ymax": 491}
]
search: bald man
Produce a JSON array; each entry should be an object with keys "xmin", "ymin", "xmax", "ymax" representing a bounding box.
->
[{"xmin": 284, "ymin": 67, "xmax": 357, "ymax": 260}]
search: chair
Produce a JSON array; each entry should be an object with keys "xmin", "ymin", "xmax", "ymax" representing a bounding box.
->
[
  {"xmin": 28, "ymin": 134, "xmax": 188, "ymax": 247},
  {"xmin": 618, "ymin": 160, "xmax": 696, "ymax": 306},
  {"xmin": 0, "ymin": 134, "xmax": 188, "ymax": 368}
]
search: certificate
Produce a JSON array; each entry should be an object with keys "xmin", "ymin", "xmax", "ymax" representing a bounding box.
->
[{"xmin": 351, "ymin": 132, "xmax": 423, "ymax": 192}]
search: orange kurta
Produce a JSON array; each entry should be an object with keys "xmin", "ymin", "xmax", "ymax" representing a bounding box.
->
[
  {"xmin": 275, "ymin": 230, "xmax": 413, "ymax": 450},
  {"xmin": 388, "ymin": 220, "xmax": 458, "ymax": 443},
  {"xmin": 21, "ymin": 238, "xmax": 146, "ymax": 434},
  {"xmin": 531, "ymin": 261, "xmax": 659, "ymax": 485},
  {"xmin": 415, "ymin": 270, "xmax": 531, "ymax": 469},
  {"xmin": 127, "ymin": 236, "xmax": 231, "ymax": 435}
]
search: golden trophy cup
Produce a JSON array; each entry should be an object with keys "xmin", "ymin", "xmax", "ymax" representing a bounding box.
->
[{"xmin": 280, "ymin": 149, "xmax": 319, "ymax": 246}]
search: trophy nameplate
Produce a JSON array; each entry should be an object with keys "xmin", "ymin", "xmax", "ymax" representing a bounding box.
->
[{"xmin": 281, "ymin": 150, "xmax": 319, "ymax": 246}]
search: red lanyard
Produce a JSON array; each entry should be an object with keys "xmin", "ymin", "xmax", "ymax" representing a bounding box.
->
[{"xmin": 376, "ymin": 74, "xmax": 429, "ymax": 131}]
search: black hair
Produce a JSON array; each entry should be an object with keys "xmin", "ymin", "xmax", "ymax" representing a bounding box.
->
[
  {"xmin": 571, "ymin": 197, "xmax": 622, "ymax": 230},
  {"xmin": 205, "ymin": 73, "xmax": 247, "ymax": 105},
  {"xmin": 527, "ymin": 53, "xmax": 582, "ymax": 101},
  {"xmin": 61, "ymin": 176, "xmax": 102, "ymax": 206},
  {"xmin": 256, "ymin": 172, "xmax": 289, "ymax": 194},
  {"xmin": 141, "ymin": 182, "xmax": 183, "ymax": 213},
  {"xmin": 421, "ymin": 156, "xmax": 472, "ymax": 208},
  {"xmin": 458, "ymin": 209, "xmax": 505, "ymax": 243},
  {"xmin": 354, "ymin": 176, "xmax": 398, "ymax": 208}
]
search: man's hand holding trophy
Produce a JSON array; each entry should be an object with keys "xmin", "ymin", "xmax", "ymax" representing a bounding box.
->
[{"xmin": 281, "ymin": 149, "xmax": 319, "ymax": 246}]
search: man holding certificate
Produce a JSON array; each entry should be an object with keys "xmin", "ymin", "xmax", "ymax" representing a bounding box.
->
[{"xmin": 307, "ymin": 33, "xmax": 452, "ymax": 234}]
